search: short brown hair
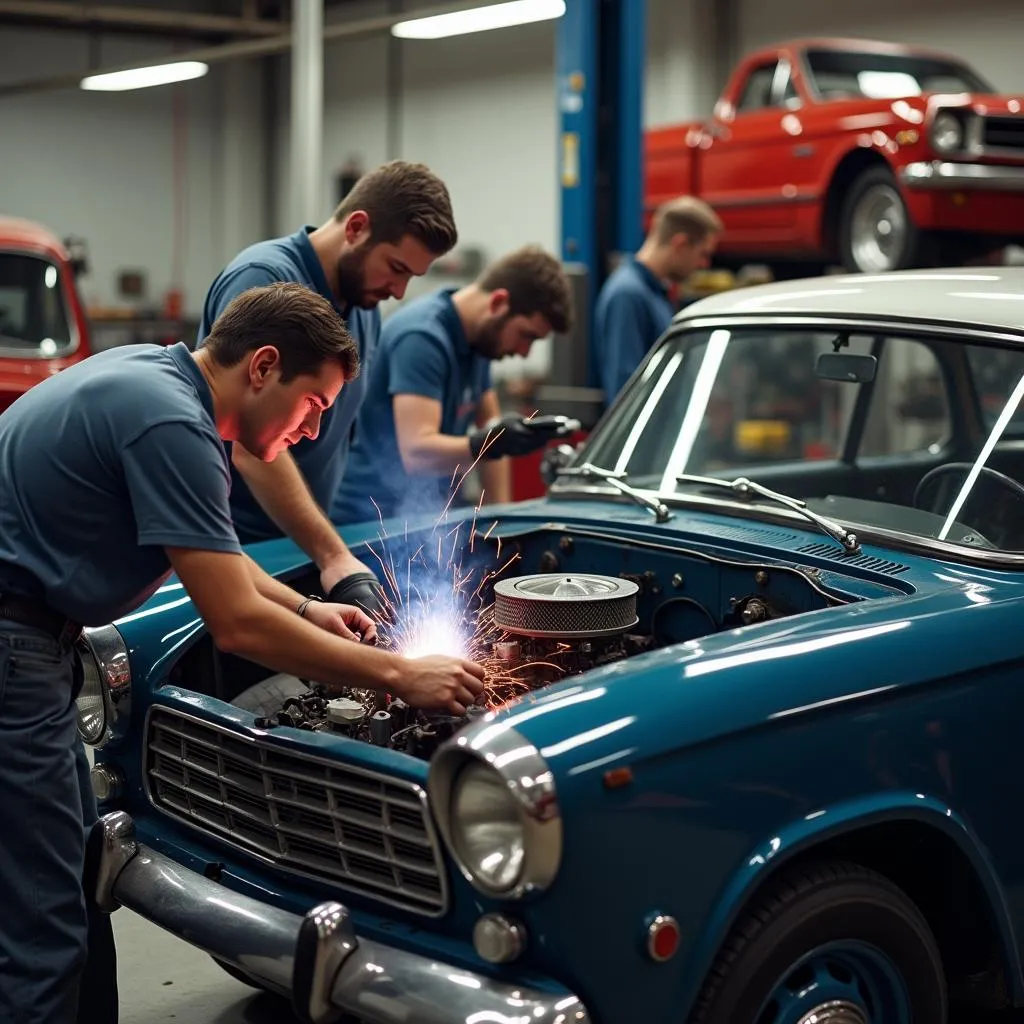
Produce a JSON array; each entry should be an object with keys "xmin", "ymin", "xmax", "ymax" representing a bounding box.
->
[
  {"xmin": 204, "ymin": 282, "xmax": 359, "ymax": 383},
  {"xmin": 333, "ymin": 160, "xmax": 458, "ymax": 257},
  {"xmin": 477, "ymin": 245, "xmax": 572, "ymax": 334},
  {"xmin": 653, "ymin": 196, "xmax": 723, "ymax": 245}
]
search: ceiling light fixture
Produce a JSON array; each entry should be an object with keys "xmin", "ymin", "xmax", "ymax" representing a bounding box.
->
[
  {"xmin": 80, "ymin": 61, "xmax": 209, "ymax": 92},
  {"xmin": 391, "ymin": 0, "xmax": 565, "ymax": 40}
]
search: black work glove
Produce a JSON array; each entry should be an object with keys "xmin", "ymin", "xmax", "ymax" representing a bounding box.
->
[
  {"xmin": 468, "ymin": 413, "xmax": 576, "ymax": 461},
  {"xmin": 327, "ymin": 571, "xmax": 389, "ymax": 622}
]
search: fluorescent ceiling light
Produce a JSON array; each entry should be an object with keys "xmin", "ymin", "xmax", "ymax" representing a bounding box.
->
[
  {"xmin": 392, "ymin": 0, "xmax": 565, "ymax": 39},
  {"xmin": 80, "ymin": 61, "xmax": 209, "ymax": 92}
]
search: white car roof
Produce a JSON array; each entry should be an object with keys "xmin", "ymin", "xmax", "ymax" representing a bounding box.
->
[{"xmin": 676, "ymin": 267, "xmax": 1024, "ymax": 335}]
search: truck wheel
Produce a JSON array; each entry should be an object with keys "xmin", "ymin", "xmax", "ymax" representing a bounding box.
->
[
  {"xmin": 689, "ymin": 861, "xmax": 946, "ymax": 1024},
  {"xmin": 839, "ymin": 167, "xmax": 919, "ymax": 273}
]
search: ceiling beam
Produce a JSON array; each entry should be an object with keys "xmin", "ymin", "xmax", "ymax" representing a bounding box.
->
[{"xmin": 0, "ymin": 1, "xmax": 286, "ymax": 38}]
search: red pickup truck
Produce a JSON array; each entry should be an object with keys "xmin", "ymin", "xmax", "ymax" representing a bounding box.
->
[
  {"xmin": 645, "ymin": 37, "xmax": 1024, "ymax": 274},
  {"xmin": 0, "ymin": 216, "xmax": 93, "ymax": 413}
]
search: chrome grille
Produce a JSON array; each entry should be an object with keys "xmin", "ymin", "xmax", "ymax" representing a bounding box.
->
[
  {"xmin": 982, "ymin": 115, "xmax": 1024, "ymax": 152},
  {"xmin": 145, "ymin": 706, "xmax": 448, "ymax": 916}
]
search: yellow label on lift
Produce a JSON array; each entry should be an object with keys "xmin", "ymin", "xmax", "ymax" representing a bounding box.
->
[{"xmin": 561, "ymin": 132, "xmax": 580, "ymax": 188}]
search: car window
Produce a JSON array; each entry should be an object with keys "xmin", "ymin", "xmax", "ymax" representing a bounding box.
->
[
  {"xmin": 805, "ymin": 48, "xmax": 991, "ymax": 99},
  {"xmin": 737, "ymin": 63, "xmax": 780, "ymax": 112},
  {"xmin": 0, "ymin": 253, "xmax": 74, "ymax": 357},
  {"xmin": 966, "ymin": 346, "xmax": 1024, "ymax": 435}
]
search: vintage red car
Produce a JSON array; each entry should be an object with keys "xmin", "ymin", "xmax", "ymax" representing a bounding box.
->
[
  {"xmin": 645, "ymin": 37, "xmax": 1024, "ymax": 274},
  {"xmin": 0, "ymin": 216, "xmax": 92, "ymax": 413}
]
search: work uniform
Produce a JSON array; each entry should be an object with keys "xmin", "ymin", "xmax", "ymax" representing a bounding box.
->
[
  {"xmin": 198, "ymin": 227, "xmax": 381, "ymax": 544},
  {"xmin": 332, "ymin": 288, "xmax": 491, "ymax": 525},
  {"xmin": 0, "ymin": 343, "xmax": 240, "ymax": 1023},
  {"xmin": 592, "ymin": 256, "xmax": 674, "ymax": 406}
]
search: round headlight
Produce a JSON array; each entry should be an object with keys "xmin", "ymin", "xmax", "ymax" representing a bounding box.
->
[
  {"xmin": 931, "ymin": 111, "xmax": 963, "ymax": 153},
  {"xmin": 76, "ymin": 649, "xmax": 107, "ymax": 744},
  {"xmin": 75, "ymin": 625, "xmax": 131, "ymax": 748},
  {"xmin": 450, "ymin": 761, "xmax": 525, "ymax": 892},
  {"xmin": 428, "ymin": 720, "xmax": 562, "ymax": 899}
]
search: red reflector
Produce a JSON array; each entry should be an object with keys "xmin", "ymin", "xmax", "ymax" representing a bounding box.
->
[
  {"xmin": 603, "ymin": 766, "xmax": 633, "ymax": 789},
  {"xmin": 647, "ymin": 915, "xmax": 680, "ymax": 962}
]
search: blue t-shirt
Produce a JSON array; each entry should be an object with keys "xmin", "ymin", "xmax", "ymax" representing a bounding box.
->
[
  {"xmin": 198, "ymin": 226, "xmax": 381, "ymax": 544},
  {"xmin": 592, "ymin": 257, "xmax": 674, "ymax": 404},
  {"xmin": 332, "ymin": 288, "xmax": 492, "ymax": 525},
  {"xmin": 0, "ymin": 343, "xmax": 241, "ymax": 626}
]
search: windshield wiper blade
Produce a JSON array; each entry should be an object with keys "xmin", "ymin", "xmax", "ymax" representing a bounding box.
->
[
  {"xmin": 675, "ymin": 473, "xmax": 860, "ymax": 554},
  {"xmin": 556, "ymin": 462, "xmax": 672, "ymax": 523}
]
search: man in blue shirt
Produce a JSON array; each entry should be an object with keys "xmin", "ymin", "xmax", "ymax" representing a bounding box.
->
[
  {"xmin": 593, "ymin": 195, "xmax": 722, "ymax": 406},
  {"xmin": 334, "ymin": 246, "xmax": 573, "ymax": 525},
  {"xmin": 0, "ymin": 282, "xmax": 484, "ymax": 1024},
  {"xmin": 199, "ymin": 160, "xmax": 458, "ymax": 616}
]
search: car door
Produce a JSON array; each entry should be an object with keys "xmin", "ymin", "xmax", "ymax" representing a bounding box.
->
[{"xmin": 696, "ymin": 60, "xmax": 804, "ymax": 244}]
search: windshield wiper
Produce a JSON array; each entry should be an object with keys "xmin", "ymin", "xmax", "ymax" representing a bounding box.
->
[
  {"xmin": 556, "ymin": 463, "xmax": 672, "ymax": 523},
  {"xmin": 675, "ymin": 473, "xmax": 860, "ymax": 554}
]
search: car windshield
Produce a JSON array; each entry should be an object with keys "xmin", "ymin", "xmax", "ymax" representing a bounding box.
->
[
  {"xmin": 560, "ymin": 324, "xmax": 1024, "ymax": 556},
  {"xmin": 804, "ymin": 48, "xmax": 991, "ymax": 100},
  {"xmin": 0, "ymin": 252, "xmax": 74, "ymax": 357}
]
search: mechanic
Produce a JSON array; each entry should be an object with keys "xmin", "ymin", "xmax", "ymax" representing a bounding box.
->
[
  {"xmin": 592, "ymin": 195, "xmax": 722, "ymax": 407},
  {"xmin": 0, "ymin": 282, "xmax": 485, "ymax": 1024},
  {"xmin": 332, "ymin": 245, "xmax": 574, "ymax": 525},
  {"xmin": 199, "ymin": 160, "xmax": 458, "ymax": 617}
]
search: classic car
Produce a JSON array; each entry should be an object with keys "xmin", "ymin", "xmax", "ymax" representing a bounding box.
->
[
  {"xmin": 0, "ymin": 216, "xmax": 92, "ymax": 410},
  {"xmin": 84, "ymin": 267, "xmax": 1024, "ymax": 1024},
  {"xmin": 645, "ymin": 37, "xmax": 1024, "ymax": 275}
]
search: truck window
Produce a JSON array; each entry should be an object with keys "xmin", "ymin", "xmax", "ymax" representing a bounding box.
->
[{"xmin": 737, "ymin": 62, "xmax": 780, "ymax": 112}]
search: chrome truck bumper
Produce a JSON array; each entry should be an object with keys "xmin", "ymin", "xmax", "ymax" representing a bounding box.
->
[
  {"xmin": 900, "ymin": 159, "xmax": 1024, "ymax": 191},
  {"xmin": 90, "ymin": 812, "xmax": 590, "ymax": 1024}
]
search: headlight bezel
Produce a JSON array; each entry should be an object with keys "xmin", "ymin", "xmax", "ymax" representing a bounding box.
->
[
  {"xmin": 75, "ymin": 624, "xmax": 131, "ymax": 748},
  {"xmin": 930, "ymin": 110, "xmax": 965, "ymax": 154},
  {"xmin": 428, "ymin": 719, "xmax": 562, "ymax": 899}
]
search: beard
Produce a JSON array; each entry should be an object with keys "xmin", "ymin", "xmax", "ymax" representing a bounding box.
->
[
  {"xmin": 471, "ymin": 314, "xmax": 510, "ymax": 360},
  {"xmin": 334, "ymin": 245, "xmax": 374, "ymax": 309}
]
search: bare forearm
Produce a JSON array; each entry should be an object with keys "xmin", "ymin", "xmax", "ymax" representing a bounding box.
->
[
  {"xmin": 223, "ymin": 598, "xmax": 404, "ymax": 693},
  {"xmin": 244, "ymin": 554, "xmax": 304, "ymax": 612},
  {"xmin": 479, "ymin": 457, "xmax": 511, "ymax": 504},
  {"xmin": 399, "ymin": 434, "xmax": 476, "ymax": 476},
  {"xmin": 233, "ymin": 444, "xmax": 349, "ymax": 566}
]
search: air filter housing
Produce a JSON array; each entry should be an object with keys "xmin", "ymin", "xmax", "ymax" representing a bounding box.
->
[{"xmin": 493, "ymin": 573, "xmax": 639, "ymax": 638}]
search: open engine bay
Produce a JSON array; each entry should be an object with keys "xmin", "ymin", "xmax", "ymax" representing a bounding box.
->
[{"xmin": 168, "ymin": 524, "xmax": 910, "ymax": 759}]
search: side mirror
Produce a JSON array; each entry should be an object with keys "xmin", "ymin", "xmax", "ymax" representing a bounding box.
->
[
  {"xmin": 540, "ymin": 443, "xmax": 577, "ymax": 486},
  {"xmin": 64, "ymin": 236, "xmax": 89, "ymax": 278}
]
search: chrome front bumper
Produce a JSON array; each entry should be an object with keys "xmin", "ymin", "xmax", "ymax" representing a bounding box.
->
[
  {"xmin": 900, "ymin": 159, "xmax": 1024, "ymax": 191},
  {"xmin": 91, "ymin": 812, "xmax": 590, "ymax": 1024}
]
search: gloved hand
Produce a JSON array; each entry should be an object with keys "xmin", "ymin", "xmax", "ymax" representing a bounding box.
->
[
  {"xmin": 468, "ymin": 413, "xmax": 577, "ymax": 461},
  {"xmin": 327, "ymin": 571, "xmax": 389, "ymax": 622}
]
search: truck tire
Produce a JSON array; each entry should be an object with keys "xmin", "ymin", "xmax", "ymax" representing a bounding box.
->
[
  {"xmin": 689, "ymin": 860, "xmax": 947, "ymax": 1024},
  {"xmin": 839, "ymin": 166, "xmax": 921, "ymax": 273}
]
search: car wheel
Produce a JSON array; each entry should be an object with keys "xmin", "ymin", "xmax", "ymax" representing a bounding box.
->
[
  {"xmin": 839, "ymin": 167, "xmax": 919, "ymax": 273},
  {"xmin": 689, "ymin": 861, "xmax": 947, "ymax": 1024}
]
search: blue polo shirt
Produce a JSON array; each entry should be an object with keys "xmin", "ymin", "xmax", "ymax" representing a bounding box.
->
[
  {"xmin": 332, "ymin": 288, "xmax": 492, "ymax": 525},
  {"xmin": 592, "ymin": 257, "xmax": 674, "ymax": 404},
  {"xmin": 198, "ymin": 226, "xmax": 381, "ymax": 544},
  {"xmin": 0, "ymin": 343, "xmax": 240, "ymax": 626}
]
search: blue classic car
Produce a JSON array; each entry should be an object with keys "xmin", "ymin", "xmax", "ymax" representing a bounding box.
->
[{"xmin": 83, "ymin": 267, "xmax": 1024, "ymax": 1024}]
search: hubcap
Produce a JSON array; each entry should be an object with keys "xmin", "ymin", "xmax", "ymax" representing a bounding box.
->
[
  {"xmin": 797, "ymin": 1001, "xmax": 868, "ymax": 1024},
  {"xmin": 850, "ymin": 183, "xmax": 907, "ymax": 273}
]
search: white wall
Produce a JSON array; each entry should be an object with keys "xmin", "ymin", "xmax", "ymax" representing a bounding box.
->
[{"xmin": 0, "ymin": 27, "xmax": 268, "ymax": 315}]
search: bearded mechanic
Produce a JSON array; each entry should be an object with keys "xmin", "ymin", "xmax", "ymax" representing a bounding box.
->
[
  {"xmin": 199, "ymin": 160, "xmax": 458, "ymax": 616},
  {"xmin": 0, "ymin": 282, "xmax": 484, "ymax": 1024}
]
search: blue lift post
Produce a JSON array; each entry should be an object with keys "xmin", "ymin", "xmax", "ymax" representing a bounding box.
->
[{"xmin": 550, "ymin": 0, "xmax": 645, "ymax": 424}]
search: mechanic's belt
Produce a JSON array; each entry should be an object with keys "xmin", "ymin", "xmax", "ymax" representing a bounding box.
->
[{"xmin": 0, "ymin": 594, "xmax": 83, "ymax": 649}]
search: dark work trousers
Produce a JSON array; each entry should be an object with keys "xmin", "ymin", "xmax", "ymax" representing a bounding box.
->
[{"xmin": 0, "ymin": 621, "xmax": 118, "ymax": 1024}]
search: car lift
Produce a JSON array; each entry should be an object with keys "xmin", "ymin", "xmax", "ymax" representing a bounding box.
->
[{"xmin": 541, "ymin": 0, "xmax": 645, "ymax": 427}]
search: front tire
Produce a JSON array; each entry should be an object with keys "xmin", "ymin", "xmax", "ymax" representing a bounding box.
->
[
  {"xmin": 839, "ymin": 167, "xmax": 920, "ymax": 273},
  {"xmin": 690, "ymin": 861, "xmax": 947, "ymax": 1024}
]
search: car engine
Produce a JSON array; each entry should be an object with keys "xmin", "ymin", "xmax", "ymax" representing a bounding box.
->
[{"xmin": 246, "ymin": 573, "xmax": 653, "ymax": 759}]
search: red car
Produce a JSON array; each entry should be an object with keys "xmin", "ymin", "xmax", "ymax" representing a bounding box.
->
[
  {"xmin": 645, "ymin": 37, "xmax": 1024, "ymax": 274},
  {"xmin": 0, "ymin": 216, "xmax": 92, "ymax": 412}
]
